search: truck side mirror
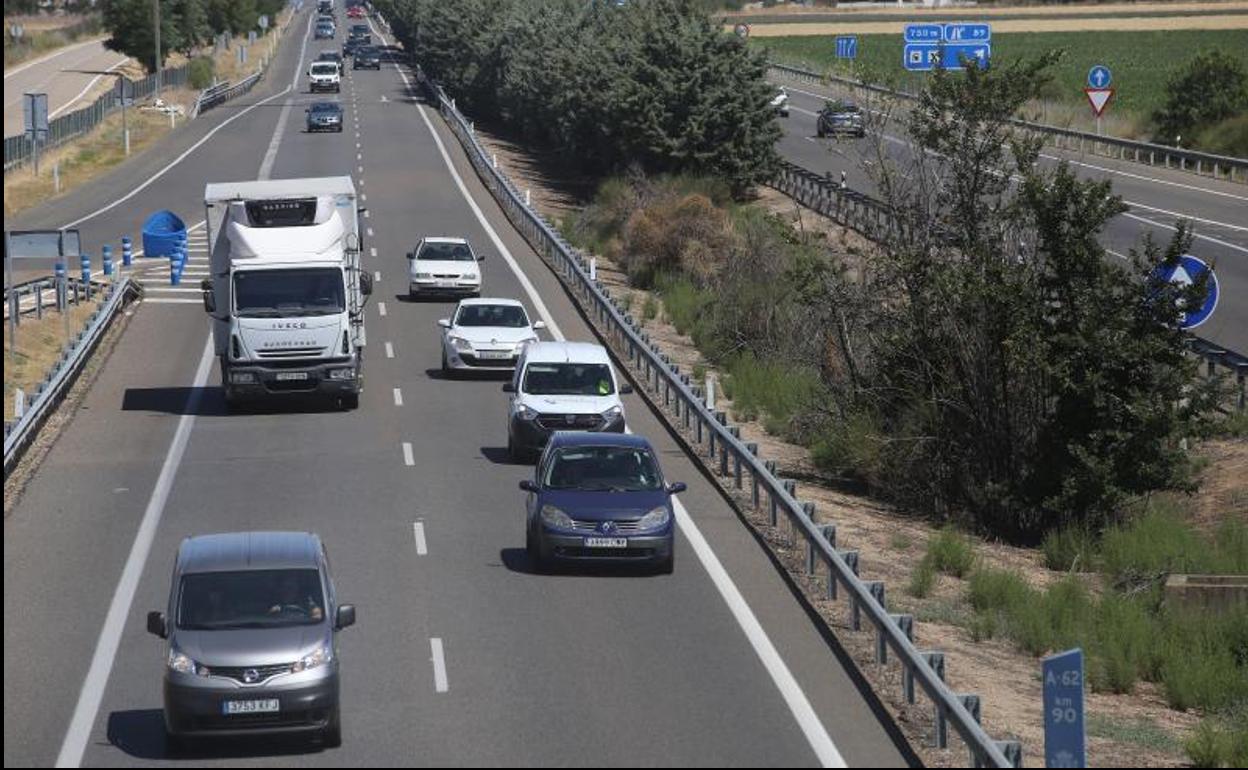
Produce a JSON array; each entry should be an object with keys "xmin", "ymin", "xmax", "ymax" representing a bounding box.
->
[
  {"xmin": 147, "ymin": 611, "xmax": 168, "ymax": 639},
  {"xmin": 360, "ymin": 272, "xmax": 373, "ymax": 296},
  {"xmin": 200, "ymin": 279, "xmax": 215, "ymax": 313},
  {"xmin": 477, "ymin": 253, "xmax": 487, "ymax": 262},
  {"xmin": 502, "ymin": 382, "xmax": 515, "ymax": 393},
  {"xmin": 406, "ymin": 251, "xmax": 415, "ymax": 260}
]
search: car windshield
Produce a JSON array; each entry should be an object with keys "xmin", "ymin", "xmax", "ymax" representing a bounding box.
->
[
  {"xmin": 523, "ymin": 362, "xmax": 614, "ymax": 396},
  {"xmin": 177, "ymin": 569, "xmax": 325, "ymax": 630},
  {"xmin": 311, "ymin": 103, "xmax": 339, "ymax": 113},
  {"xmin": 234, "ymin": 268, "xmax": 345, "ymax": 317},
  {"xmin": 544, "ymin": 446, "xmax": 663, "ymax": 492},
  {"xmin": 311, "ymin": 63, "xmax": 337, "ymax": 75},
  {"xmin": 456, "ymin": 304, "xmax": 528, "ymax": 328},
  {"xmin": 357, "ymin": 47, "xmax": 376, "ymax": 56},
  {"xmin": 418, "ymin": 242, "xmax": 475, "ymax": 261}
]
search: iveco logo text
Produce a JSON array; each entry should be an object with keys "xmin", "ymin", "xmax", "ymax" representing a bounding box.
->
[{"xmin": 271, "ymin": 321, "xmax": 308, "ymax": 329}]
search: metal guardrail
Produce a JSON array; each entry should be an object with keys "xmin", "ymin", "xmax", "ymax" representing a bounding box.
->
[
  {"xmin": 417, "ymin": 70, "xmax": 1022, "ymax": 768},
  {"xmin": 4, "ymin": 277, "xmax": 141, "ymax": 476},
  {"xmin": 773, "ymin": 157, "xmax": 1248, "ymax": 412},
  {"xmin": 4, "ymin": 64, "xmax": 190, "ymax": 173},
  {"xmin": 191, "ymin": 70, "xmax": 264, "ymax": 118},
  {"xmin": 4, "ymin": 275, "xmax": 108, "ymax": 322},
  {"xmin": 768, "ymin": 62, "xmax": 1248, "ymax": 185}
]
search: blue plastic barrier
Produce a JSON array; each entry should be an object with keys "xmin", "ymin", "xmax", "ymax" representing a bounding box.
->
[{"xmin": 142, "ymin": 210, "xmax": 187, "ymax": 259}]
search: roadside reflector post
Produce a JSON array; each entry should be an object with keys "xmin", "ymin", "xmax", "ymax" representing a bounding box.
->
[
  {"xmin": 121, "ymin": 237, "xmax": 132, "ymax": 267},
  {"xmin": 102, "ymin": 245, "xmax": 113, "ymax": 278}
]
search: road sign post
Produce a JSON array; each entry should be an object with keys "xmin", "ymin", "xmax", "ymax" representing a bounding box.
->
[
  {"xmin": 1043, "ymin": 649, "xmax": 1086, "ymax": 768},
  {"xmin": 23, "ymin": 92, "xmax": 49, "ymax": 176},
  {"xmin": 1086, "ymin": 65, "xmax": 1114, "ymax": 135}
]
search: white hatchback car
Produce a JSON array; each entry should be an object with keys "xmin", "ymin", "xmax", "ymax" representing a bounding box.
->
[
  {"xmin": 407, "ymin": 237, "xmax": 484, "ymax": 298},
  {"xmin": 438, "ymin": 298, "xmax": 544, "ymax": 372}
]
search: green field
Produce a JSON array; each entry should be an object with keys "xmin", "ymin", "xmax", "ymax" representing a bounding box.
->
[{"xmin": 752, "ymin": 30, "xmax": 1248, "ymax": 125}]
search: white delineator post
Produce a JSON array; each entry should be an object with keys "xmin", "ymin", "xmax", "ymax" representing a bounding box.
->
[
  {"xmin": 706, "ymin": 374, "xmax": 715, "ymax": 410},
  {"xmin": 590, "ymin": 258, "xmax": 597, "ymax": 282}
]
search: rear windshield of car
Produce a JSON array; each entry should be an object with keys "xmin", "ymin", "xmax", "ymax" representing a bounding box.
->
[
  {"xmin": 456, "ymin": 304, "xmax": 529, "ymax": 328},
  {"xmin": 544, "ymin": 446, "xmax": 662, "ymax": 492},
  {"xmin": 523, "ymin": 362, "xmax": 614, "ymax": 396},
  {"xmin": 177, "ymin": 569, "xmax": 326, "ymax": 630},
  {"xmin": 417, "ymin": 242, "xmax": 475, "ymax": 261}
]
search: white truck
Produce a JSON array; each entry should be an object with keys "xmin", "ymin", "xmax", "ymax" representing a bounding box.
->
[
  {"xmin": 200, "ymin": 177, "xmax": 372, "ymax": 410},
  {"xmin": 308, "ymin": 60, "xmax": 341, "ymax": 92}
]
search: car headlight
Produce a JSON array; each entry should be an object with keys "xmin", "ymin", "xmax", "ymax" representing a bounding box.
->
[
  {"xmin": 515, "ymin": 336, "xmax": 538, "ymax": 350},
  {"xmin": 463, "ymin": 273, "xmax": 480, "ymax": 283},
  {"xmin": 167, "ymin": 648, "xmax": 208, "ymax": 676},
  {"xmin": 327, "ymin": 367, "xmax": 355, "ymax": 380},
  {"xmin": 291, "ymin": 643, "xmax": 332, "ymax": 672},
  {"xmin": 540, "ymin": 504, "xmax": 574, "ymax": 529},
  {"xmin": 515, "ymin": 403, "xmax": 538, "ymax": 420},
  {"xmin": 447, "ymin": 335, "xmax": 473, "ymax": 352},
  {"xmin": 601, "ymin": 404, "xmax": 623, "ymax": 422},
  {"xmin": 638, "ymin": 505, "xmax": 671, "ymax": 530}
]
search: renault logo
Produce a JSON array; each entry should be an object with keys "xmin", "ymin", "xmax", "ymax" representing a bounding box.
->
[{"xmin": 243, "ymin": 668, "xmax": 260, "ymax": 684}]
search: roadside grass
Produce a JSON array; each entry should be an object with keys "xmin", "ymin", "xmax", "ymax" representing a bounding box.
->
[
  {"xmin": 1099, "ymin": 500, "xmax": 1248, "ymax": 584},
  {"xmin": 1185, "ymin": 710, "xmax": 1248, "ymax": 768},
  {"xmin": 925, "ymin": 526, "xmax": 977, "ymax": 577},
  {"xmin": 752, "ymin": 29, "xmax": 1248, "ymax": 135},
  {"xmin": 2, "ymin": 16, "xmax": 102, "ymax": 69},
  {"xmin": 1087, "ymin": 713, "xmax": 1184, "ymax": 755},
  {"xmin": 3, "ymin": 301, "xmax": 102, "ymax": 421},
  {"xmin": 721, "ymin": 352, "xmax": 823, "ymax": 436}
]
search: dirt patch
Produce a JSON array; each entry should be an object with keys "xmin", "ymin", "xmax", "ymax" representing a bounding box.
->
[
  {"xmin": 738, "ymin": 14, "xmax": 1248, "ymax": 36},
  {"xmin": 468, "ymin": 122, "xmax": 1243, "ymax": 766}
]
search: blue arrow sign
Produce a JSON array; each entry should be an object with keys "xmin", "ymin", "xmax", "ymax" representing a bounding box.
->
[
  {"xmin": 941, "ymin": 43, "xmax": 990, "ymax": 69},
  {"xmin": 1044, "ymin": 649, "xmax": 1086, "ymax": 769},
  {"xmin": 904, "ymin": 43, "xmax": 991, "ymax": 71},
  {"xmin": 1154, "ymin": 254, "xmax": 1220, "ymax": 329},
  {"xmin": 944, "ymin": 22, "xmax": 991, "ymax": 42},
  {"xmin": 904, "ymin": 23, "xmax": 942, "ymax": 43},
  {"xmin": 836, "ymin": 35, "xmax": 858, "ymax": 60},
  {"xmin": 1088, "ymin": 64, "xmax": 1112, "ymax": 89}
]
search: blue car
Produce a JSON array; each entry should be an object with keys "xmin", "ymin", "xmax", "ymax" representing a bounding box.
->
[{"xmin": 520, "ymin": 432, "xmax": 685, "ymax": 574}]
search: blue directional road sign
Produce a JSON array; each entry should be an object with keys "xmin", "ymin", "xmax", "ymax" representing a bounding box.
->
[
  {"xmin": 1155, "ymin": 254, "xmax": 1220, "ymax": 329},
  {"xmin": 836, "ymin": 35, "xmax": 858, "ymax": 60},
  {"xmin": 904, "ymin": 42, "xmax": 990, "ymax": 72},
  {"xmin": 944, "ymin": 22, "xmax": 991, "ymax": 42},
  {"xmin": 1043, "ymin": 649, "xmax": 1086, "ymax": 769},
  {"xmin": 904, "ymin": 23, "xmax": 943, "ymax": 43},
  {"xmin": 1088, "ymin": 64, "xmax": 1112, "ymax": 89}
]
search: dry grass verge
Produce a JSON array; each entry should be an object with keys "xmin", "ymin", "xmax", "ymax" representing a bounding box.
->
[{"xmin": 3, "ymin": 299, "xmax": 102, "ymax": 422}]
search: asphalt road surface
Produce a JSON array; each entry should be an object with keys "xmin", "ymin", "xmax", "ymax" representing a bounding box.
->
[
  {"xmin": 775, "ymin": 81, "xmax": 1248, "ymax": 355},
  {"xmin": 3, "ymin": 10, "xmax": 913, "ymax": 768},
  {"xmin": 4, "ymin": 38, "xmax": 130, "ymax": 138}
]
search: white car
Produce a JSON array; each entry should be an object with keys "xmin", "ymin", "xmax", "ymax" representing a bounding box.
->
[
  {"xmin": 407, "ymin": 237, "xmax": 484, "ymax": 298},
  {"xmin": 438, "ymin": 298, "xmax": 544, "ymax": 372},
  {"xmin": 771, "ymin": 86, "xmax": 790, "ymax": 118}
]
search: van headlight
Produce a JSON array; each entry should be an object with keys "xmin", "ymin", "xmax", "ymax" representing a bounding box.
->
[
  {"xmin": 515, "ymin": 403, "xmax": 538, "ymax": 420},
  {"xmin": 291, "ymin": 643, "xmax": 332, "ymax": 672},
  {"xmin": 638, "ymin": 506, "xmax": 671, "ymax": 530},
  {"xmin": 601, "ymin": 404, "xmax": 623, "ymax": 422},
  {"xmin": 168, "ymin": 648, "xmax": 208, "ymax": 676},
  {"xmin": 540, "ymin": 505, "xmax": 574, "ymax": 529}
]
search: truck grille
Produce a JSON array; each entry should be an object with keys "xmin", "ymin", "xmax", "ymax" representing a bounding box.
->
[
  {"xmin": 258, "ymin": 346, "xmax": 326, "ymax": 358},
  {"xmin": 535, "ymin": 414, "xmax": 604, "ymax": 432}
]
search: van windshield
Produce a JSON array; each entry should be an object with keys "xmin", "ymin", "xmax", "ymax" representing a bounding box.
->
[
  {"xmin": 311, "ymin": 63, "xmax": 337, "ymax": 76},
  {"xmin": 523, "ymin": 363, "xmax": 614, "ymax": 396},
  {"xmin": 234, "ymin": 268, "xmax": 345, "ymax": 317},
  {"xmin": 177, "ymin": 569, "xmax": 325, "ymax": 630}
]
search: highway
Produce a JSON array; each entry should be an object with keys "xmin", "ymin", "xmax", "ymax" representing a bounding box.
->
[
  {"xmin": 774, "ymin": 81, "xmax": 1248, "ymax": 355},
  {"xmin": 3, "ymin": 9, "xmax": 912, "ymax": 768},
  {"xmin": 3, "ymin": 37, "xmax": 130, "ymax": 139}
]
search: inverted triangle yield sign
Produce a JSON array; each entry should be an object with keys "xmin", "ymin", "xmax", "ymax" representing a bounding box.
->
[{"xmin": 1085, "ymin": 88, "xmax": 1114, "ymax": 117}]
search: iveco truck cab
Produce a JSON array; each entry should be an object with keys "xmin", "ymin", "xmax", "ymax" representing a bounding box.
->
[{"xmin": 201, "ymin": 177, "xmax": 372, "ymax": 410}]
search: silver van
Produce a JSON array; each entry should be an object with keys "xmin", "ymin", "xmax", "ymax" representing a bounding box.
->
[{"xmin": 147, "ymin": 532, "xmax": 355, "ymax": 750}]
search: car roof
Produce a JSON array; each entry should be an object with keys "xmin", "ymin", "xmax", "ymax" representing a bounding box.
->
[
  {"xmin": 457, "ymin": 297, "xmax": 524, "ymax": 308},
  {"xmin": 547, "ymin": 431, "xmax": 653, "ymax": 450},
  {"xmin": 522, "ymin": 341, "xmax": 611, "ymax": 365},
  {"xmin": 422, "ymin": 236, "xmax": 469, "ymax": 245},
  {"xmin": 177, "ymin": 531, "xmax": 322, "ymax": 574}
]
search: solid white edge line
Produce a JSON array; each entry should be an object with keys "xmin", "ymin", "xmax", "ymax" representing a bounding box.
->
[
  {"xmin": 258, "ymin": 13, "xmax": 315, "ymax": 180},
  {"xmin": 54, "ymin": 338, "xmax": 215, "ymax": 768},
  {"xmin": 430, "ymin": 637, "xmax": 448, "ymax": 693},
  {"xmin": 402, "ymin": 442, "xmax": 414, "ymax": 466},
  {"xmin": 413, "ymin": 521, "xmax": 428, "ymax": 556},
  {"xmin": 399, "ymin": 47, "xmax": 844, "ymax": 768},
  {"xmin": 48, "ymin": 56, "xmax": 129, "ymax": 120}
]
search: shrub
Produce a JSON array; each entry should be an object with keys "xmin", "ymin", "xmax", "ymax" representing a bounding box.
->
[
  {"xmin": 723, "ymin": 353, "xmax": 823, "ymax": 436},
  {"xmin": 1042, "ymin": 525, "xmax": 1097, "ymax": 572},
  {"xmin": 1195, "ymin": 113, "xmax": 1248, "ymax": 158},
  {"xmin": 926, "ymin": 526, "xmax": 977, "ymax": 578},
  {"xmin": 908, "ymin": 557, "xmax": 936, "ymax": 598},
  {"xmin": 967, "ymin": 568, "xmax": 1032, "ymax": 613},
  {"xmin": 1088, "ymin": 593, "xmax": 1152, "ymax": 694},
  {"xmin": 968, "ymin": 611, "xmax": 999, "ymax": 642},
  {"xmin": 1162, "ymin": 620, "xmax": 1248, "ymax": 712},
  {"xmin": 654, "ymin": 273, "xmax": 710, "ymax": 339},
  {"xmin": 1099, "ymin": 499, "xmax": 1207, "ymax": 584},
  {"xmin": 642, "ymin": 294, "xmax": 658, "ymax": 322},
  {"xmin": 1185, "ymin": 719, "xmax": 1229, "ymax": 768},
  {"xmin": 188, "ymin": 56, "xmax": 215, "ymax": 90}
]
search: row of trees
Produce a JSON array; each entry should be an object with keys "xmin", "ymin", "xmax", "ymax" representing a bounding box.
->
[
  {"xmin": 100, "ymin": 0, "xmax": 284, "ymax": 72},
  {"xmin": 375, "ymin": 0, "xmax": 781, "ymax": 191}
]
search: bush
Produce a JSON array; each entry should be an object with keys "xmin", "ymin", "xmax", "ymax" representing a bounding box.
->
[
  {"xmin": 967, "ymin": 568, "xmax": 1032, "ymax": 613},
  {"xmin": 1186, "ymin": 719, "xmax": 1229, "ymax": 768},
  {"xmin": 188, "ymin": 56, "xmax": 215, "ymax": 90},
  {"xmin": 908, "ymin": 557, "xmax": 936, "ymax": 598},
  {"xmin": 1154, "ymin": 49, "xmax": 1248, "ymax": 146},
  {"xmin": 1088, "ymin": 593, "xmax": 1153, "ymax": 694},
  {"xmin": 1195, "ymin": 113, "xmax": 1248, "ymax": 158},
  {"xmin": 642, "ymin": 294, "xmax": 658, "ymax": 322},
  {"xmin": 1042, "ymin": 525, "xmax": 1097, "ymax": 572},
  {"xmin": 723, "ymin": 353, "xmax": 823, "ymax": 436},
  {"xmin": 968, "ymin": 611, "xmax": 999, "ymax": 642},
  {"xmin": 1162, "ymin": 618, "xmax": 1248, "ymax": 712},
  {"xmin": 654, "ymin": 273, "xmax": 711, "ymax": 339},
  {"xmin": 1099, "ymin": 500, "xmax": 1207, "ymax": 584},
  {"xmin": 926, "ymin": 527, "xmax": 977, "ymax": 578}
]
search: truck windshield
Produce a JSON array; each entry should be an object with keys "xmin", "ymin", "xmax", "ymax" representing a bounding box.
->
[
  {"xmin": 177, "ymin": 569, "xmax": 326, "ymax": 630},
  {"xmin": 234, "ymin": 268, "xmax": 345, "ymax": 317}
]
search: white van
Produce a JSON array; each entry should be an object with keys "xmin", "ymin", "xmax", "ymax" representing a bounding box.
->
[
  {"xmin": 503, "ymin": 341, "xmax": 633, "ymax": 462},
  {"xmin": 308, "ymin": 61, "xmax": 341, "ymax": 93}
]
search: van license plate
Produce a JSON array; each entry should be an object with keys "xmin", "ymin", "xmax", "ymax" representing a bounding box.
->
[
  {"xmin": 584, "ymin": 537, "xmax": 628, "ymax": 548},
  {"xmin": 224, "ymin": 699, "xmax": 279, "ymax": 715},
  {"xmin": 275, "ymin": 372, "xmax": 308, "ymax": 381}
]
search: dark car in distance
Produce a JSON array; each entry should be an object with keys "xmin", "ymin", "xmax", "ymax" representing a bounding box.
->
[
  {"xmin": 317, "ymin": 50, "xmax": 343, "ymax": 67},
  {"xmin": 817, "ymin": 100, "xmax": 866, "ymax": 138},
  {"xmin": 521, "ymin": 432, "xmax": 684, "ymax": 574},
  {"xmin": 343, "ymin": 34, "xmax": 370, "ymax": 57},
  {"xmin": 305, "ymin": 101, "xmax": 344, "ymax": 132},
  {"xmin": 353, "ymin": 45, "xmax": 381, "ymax": 70}
]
